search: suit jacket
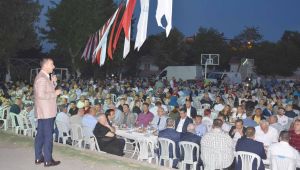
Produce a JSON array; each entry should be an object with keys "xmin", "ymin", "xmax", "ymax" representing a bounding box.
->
[
  {"xmin": 175, "ymin": 116, "xmax": 193, "ymax": 133},
  {"xmin": 183, "ymin": 106, "xmax": 197, "ymax": 118},
  {"xmin": 180, "ymin": 132, "xmax": 202, "ymax": 163},
  {"xmin": 235, "ymin": 138, "xmax": 266, "ymax": 170},
  {"xmin": 34, "ymin": 71, "xmax": 57, "ymax": 119},
  {"xmin": 158, "ymin": 128, "xmax": 181, "ymax": 158},
  {"xmin": 229, "ymin": 126, "xmax": 246, "ymax": 138}
]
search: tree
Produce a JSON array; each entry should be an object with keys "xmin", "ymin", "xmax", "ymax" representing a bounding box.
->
[
  {"xmin": 254, "ymin": 31, "xmax": 300, "ymax": 76},
  {"xmin": 0, "ymin": 0, "xmax": 41, "ymax": 77},
  {"xmin": 42, "ymin": 0, "xmax": 116, "ymax": 75},
  {"xmin": 145, "ymin": 28, "xmax": 187, "ymax": 69},
  {"xmin": 231, "ymin": 26, "xmax": 263, "ymax": 50}
]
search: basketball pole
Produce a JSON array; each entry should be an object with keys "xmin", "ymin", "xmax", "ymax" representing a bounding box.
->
[{"xmin": 205, "ymin": 60, "xmax": 208, "ymax": 79}]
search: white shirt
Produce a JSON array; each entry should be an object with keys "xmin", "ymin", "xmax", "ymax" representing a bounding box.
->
[
  {"xmin": 222, "ymin": 123, "xmax": 232, "ymax": 133},
  {"xmin": 202, "ymin": 116, "xmax": 213, "ymax": 131},
  {"xmin": 277, "ymin": 114, "xmax": 289, "ymax": 126},
  {"xmin": 186, "ymin": 107, "xmax": 191, "ymax": 118},
  {"xmin": 176, "ymin": 118, "xmax": 186, "ymax": 133},
  {"xmin": 268, "ymin": 141, "xmax": 300, "ymax": 167},
  {"xmin": 255, "ymin": 126, "xmax": 279, "ymax": 146}
]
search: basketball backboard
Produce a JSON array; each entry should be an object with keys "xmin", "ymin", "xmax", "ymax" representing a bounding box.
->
[{"xmin": 201, "ymin": 54, "xmax": 220, "ymax": 65}]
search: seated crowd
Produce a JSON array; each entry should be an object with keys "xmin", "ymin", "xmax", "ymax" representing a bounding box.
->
[{"xmin": 1, "ymin": 77, "xmax": 300, "ymax": 169}]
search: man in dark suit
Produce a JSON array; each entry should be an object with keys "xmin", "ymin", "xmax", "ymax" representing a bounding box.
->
[
  {"xmin": 235, "ymin": 127, "xmax": 266, "ymax": 170},
  {"xmin": 158, "ymin": 118, "xmax": 181, "ymax": 168},
  {"xmin": 175, "ymin": 108, "xmax": 193, "ymax": 133},
  {"xmin": 180, "ymin": 123, "xmax": 202, "ymax": 170},
  {"xmin": 183, "ymin": 99, "xmax": 197, "ymax": 119}
]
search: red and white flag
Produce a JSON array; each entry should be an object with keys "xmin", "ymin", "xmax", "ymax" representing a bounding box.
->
[{"xmin": 93, "ymin": 7, "xmax": 121, "ymax": 66}]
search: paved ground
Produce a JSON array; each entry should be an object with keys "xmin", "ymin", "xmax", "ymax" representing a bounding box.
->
[{"xmin": 0, "ymin": 131, "xmax": 167, "ymax": 170}]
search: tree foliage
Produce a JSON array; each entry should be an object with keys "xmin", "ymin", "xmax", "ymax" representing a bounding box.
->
[
  {"xmin": 42, "ymin": 0, "xmax": 116, "ymax": 74},
  {"xmin": 0, "ymin": 0, "xmax": 41, "ymax": 72}
]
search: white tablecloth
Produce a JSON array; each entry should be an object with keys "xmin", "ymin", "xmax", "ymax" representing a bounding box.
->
[{"xmin": 116, "ymin": 129, "xmax": 158, "ymax": 144}]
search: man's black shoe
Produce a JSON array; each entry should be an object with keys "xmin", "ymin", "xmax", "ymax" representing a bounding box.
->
[
  {"xmin": 35, "ymin": 157, "xmax": 44, "ymax": 165},
  {"xmin": 44, "ymin": 159, "xmax": 61, "ymax": 167}
]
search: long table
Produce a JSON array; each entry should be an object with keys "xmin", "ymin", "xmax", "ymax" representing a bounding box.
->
[{"xmin": 116, "ymin": 129, "xmax": 158, "ymax": 162}]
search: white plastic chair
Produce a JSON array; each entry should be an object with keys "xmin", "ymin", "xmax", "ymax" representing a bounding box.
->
[
  {"xmin": 55, "ymin": 121, "xmax": 70, "ymax": 144},
  {"xmin": 158, "ymin": 138, "xmax": 177, "ymax": 168},
  {"xmin": 0, "ymin": 106, "xmax": 10, "ymax": 131},
  {"xmin": 82, "ymin": 126, "xmax": 103, "ymax": 152},
  {"xmin": 235, "ymin": 151, "xmax": 261, "ymax": 170},
  {"xmin": 9, "ymin": 112, "xmax": 20, "ymax": 134},
  {"xmin": 70, "ymin": 124, "xmax": 83, "ymax": 148},
  {"xmin": 179, "ymin": 141, "xmax": 200, "ymax": 170},
  {"xmin": 270, "ymin": 155, "xmax": 296, "ymax": 170},
  {"xmin": 18, "ymin": 114, "xmax": 31, "ymax": 136},
  {"xmin": 136, "ymin": 138, "xmax": 156, "ymax": 164}
]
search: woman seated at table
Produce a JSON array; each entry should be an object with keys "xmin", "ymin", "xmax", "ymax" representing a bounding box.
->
[{"xmin": 93, "ymin": 109, "xmax": 125, "ymax": 156}]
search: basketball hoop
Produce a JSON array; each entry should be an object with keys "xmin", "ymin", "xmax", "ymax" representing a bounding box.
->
[{"xmin": 201, "ymin": 54, "xmax": 220, "ymax": 79}]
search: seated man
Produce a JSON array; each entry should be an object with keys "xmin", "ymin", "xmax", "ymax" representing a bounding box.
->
[
  {"xmin": 268, "ymin": 130, "xmax": 300, "ymax": 168},
  {"xmin": 201, "ymin": 119, "xmax": 234, "ymax": 169},
  {"xmin": 56, "ymin": 105, "xmax": 70, "ymax": 131},
  {"xmin": 194, "ymin": 115, "xmax": 207, "ymax": 137},
  {"xmin": 235, "ymin": 127, "xmax": 266, "ymax": 170},
  {"xmin": 229, "ymin": 119, "xmax": 246, "ymax": 143},
  {"xmin": 158, "ymin": 118, "xmax": 181, "ymax": 168},
  {"xmin": 117, "ymin": 104, "xmax": 136, "ymax": 128},
  {"xmin": 268, "ymin": 115, "xmax": 284, "ymax": 133},
  {"xmin": 243, "ymin": 111, "xmax": 258, "ymax": 128},
  {"xmin": 180, "ymin": 123, "xmax": 202, "ymax": 170},
  {"xmin": 136, "ymin": 102, "xmax": 154, "ymax": 127},
  {"xmin": 255, "ymin": 120, "xmax": 279, "ymax": 147},
  {"xmin": 93, "ymin": 109, "xmax": 125, "ymax": 156},
  {"xmin": 151, "ymin": 107, "xmax": 168, "ymax": 131},
  {"xmin": 202, "ymin": 109, "xmax": 213, "ymax": 131},
  {"xmin": 82, "ymin": 107, "xmax": 98, "ymax": 137},
  {"xmin": 183, "ymin": 99, "xmax": 197, "ymax": 119},
  {"xmin": 68, "ymin": 101, "xmax": 78, "ymax": 116},
  {"xmin": 276, "ymin": 107, "xmax": 289, "ymax": 127},
  {"xmin": 175, "ymin": 108, "xmax": 193, "ymax": 133}
]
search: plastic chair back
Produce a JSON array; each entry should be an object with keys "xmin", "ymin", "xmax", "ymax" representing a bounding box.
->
[
  {"xmin": 236, "ymin": 151, "xmax": 261, "ymax": 170},
  {"xmin": 270, "ymin": 155, "xmax": 296, "ymax": 170}
]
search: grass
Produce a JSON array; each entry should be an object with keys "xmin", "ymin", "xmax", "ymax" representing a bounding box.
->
[{"xmin": 0, "ymin": 131, "xmax": 159, "ymax": 170}]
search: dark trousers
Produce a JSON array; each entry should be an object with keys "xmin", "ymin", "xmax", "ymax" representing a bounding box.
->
[{"xmin": 34, "ymin": 117, "xmax": 55, "ymax": 162}]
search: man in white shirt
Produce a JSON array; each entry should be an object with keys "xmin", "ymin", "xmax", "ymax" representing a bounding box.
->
[
  {"xmin": 255, "ymin": 120, "xmax": 279, "ymax": 146},
  {"xmin": 175, "ymin": 108, "xmax": 193, "ymax": 133},
  {"xmin": 56, "ymin": 105, "xmax": 70, "ymax": 131},
  {"xmin": 268, "ymin": 130, "xmax": 300, "ymax": 168},
  {"xmin": 268, "ymin": 115, "xmax": 284, "ymax": 133},
  {"xmin": 202, "ymin": 109, "xmax": 213, "ymax": 131},
  {"xmin": 276, "ymin": 107, "xmax": 289, "ymax": 127}
]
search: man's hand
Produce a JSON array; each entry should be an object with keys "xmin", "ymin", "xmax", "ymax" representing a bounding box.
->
[
  {"xmin": 55, "ymin": 89, "xmax": 62, "ymax": 96},
  {"xmin": 52, "ymin": 74, "xmax": 58, "ymax": 82}
]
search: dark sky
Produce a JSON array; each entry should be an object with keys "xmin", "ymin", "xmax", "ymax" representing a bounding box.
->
[{"xmin": 39, "ymin": 0, "xmax": 300, "ymax": 51}]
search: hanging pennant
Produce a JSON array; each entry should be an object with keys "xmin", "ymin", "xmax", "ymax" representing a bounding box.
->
[
  {"xmin": 134, "ymin": 0, "xmax": 149, "ymax": 51},
  {"xmin": 156, "ymin": 0, "xmax": 173, "ymax": 37}
]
